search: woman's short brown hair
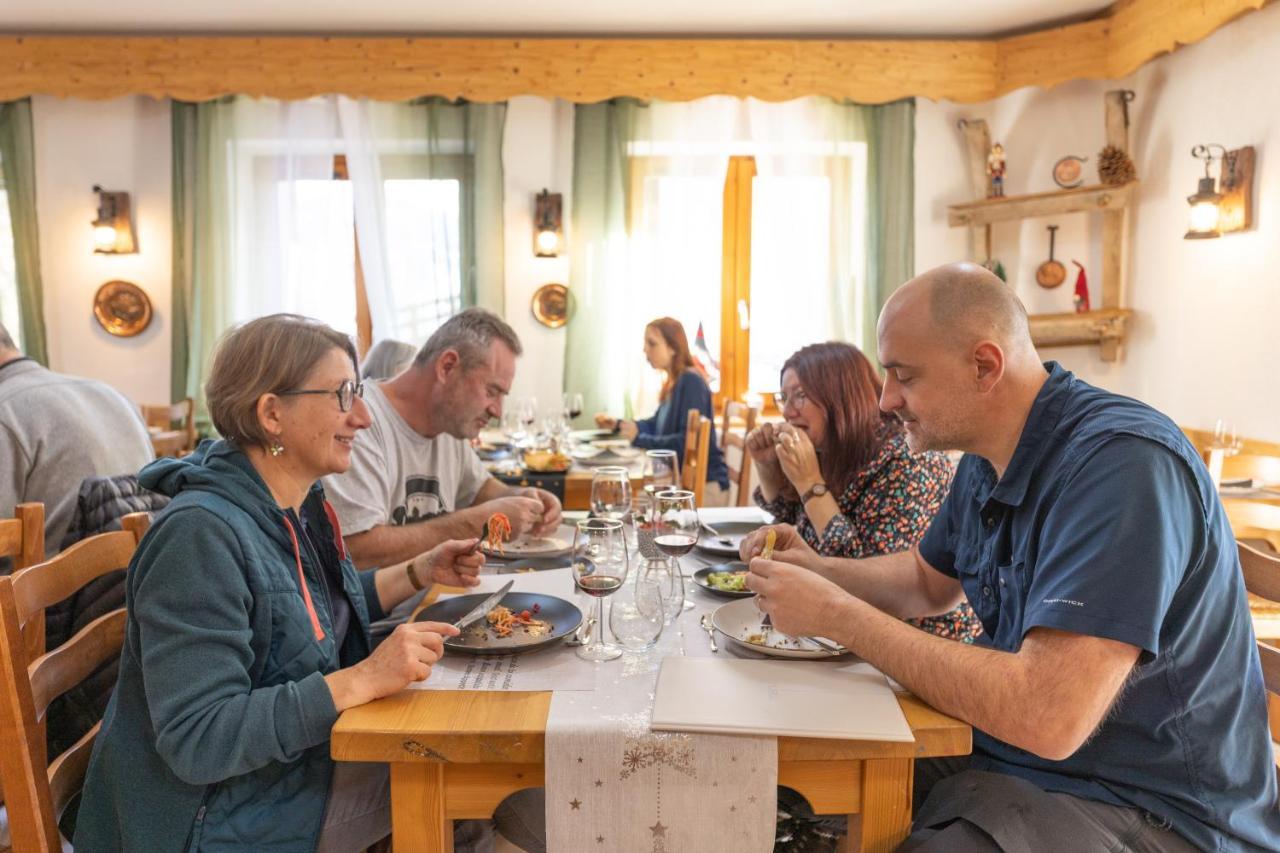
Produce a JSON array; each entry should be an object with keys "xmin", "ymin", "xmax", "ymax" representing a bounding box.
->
[{"xmin": 205, "ymin": 314, "xmax": 358, "ymax": 449}]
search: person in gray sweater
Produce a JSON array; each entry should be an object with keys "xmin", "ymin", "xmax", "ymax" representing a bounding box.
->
[{"xmin": 0, "ymin": 322, "xmax": 154, "ymax": 567}]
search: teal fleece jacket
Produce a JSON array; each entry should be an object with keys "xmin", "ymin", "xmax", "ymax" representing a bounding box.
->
[{"xmin": 75, "ymin": 440, "xmax": 385, "ymax": 852}]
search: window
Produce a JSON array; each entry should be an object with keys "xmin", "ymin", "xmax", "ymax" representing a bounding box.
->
[
  {"xmin": 628, "ymin": 147, "xmax": 866, "ymax": 408},
  {"xmin": 235, "ymin": 149, "xmax": 463, "ymax": 354},
  {"xmin": 0, "ymin": 168, "xmax": 20, "ymax": 351}
]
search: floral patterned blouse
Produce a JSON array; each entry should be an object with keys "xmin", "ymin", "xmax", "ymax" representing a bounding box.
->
[{"xmin": 754, "ymin": 426, "xmax": 982, "ymax": 643}]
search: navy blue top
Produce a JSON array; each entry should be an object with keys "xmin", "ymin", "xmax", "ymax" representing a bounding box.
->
[
  {"xmin": 633, "ymin": 370, "xmax": 729, "ymax": 490},
  {"xmin": 918, "ymin": 362, "xmax": 1280, "ymax": 852}
]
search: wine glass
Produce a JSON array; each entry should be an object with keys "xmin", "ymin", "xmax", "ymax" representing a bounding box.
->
[
  {"xmin": 501, "ymin": 409, "xmax": 527, "ymax": 446},
  {"xmin": 654, "ymin": 489, "xmax": 699, "ymax": 611},
  {"xmin": 572, "ymin": 518, "xmax": 630, "ymax": 661},
  {"xmin": 520, "ymin": 397, "xmax": 538, "ymax": 435},
  {"xmin": 638, "ymin": 553, "xmax": 685, "ymax": 624},
  {"xmin": 609, "ymin": 575, "xmax": 666, "ymax": 652},
  {"xmin": 1213, "ymin": 419, "xmax": 1243, "ymax": 457},
  {"xmin": 590, "ymin": 466, "xmax": 633, "ymax": 523},
  {"xmin": 562, "ymin": 391, "xmax": 584, "ymax": 424},
  {"xmin": 642, "ymin": 449, "xmax": 680, "ymax": 498}
]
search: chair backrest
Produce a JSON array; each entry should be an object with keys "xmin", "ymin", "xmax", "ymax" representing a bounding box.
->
[
  {"xmin": 1, "ymin": 503, "xmax": 46, "ymax": 662},
  {"xmin": 0, "ymin": 512, "xmax": 150, "ymax": 851},
  {"xmin": 1226, "ymin": 502, "xmax": 1280, "ymax": 553},
  {"xmin": 681, "ymin": 410, "xmax": 712, "ymax": 507},
  {"xmin": 141, "ymin": 398, "xmax": 197, "ymax": 457},
  {"xmin": 1238, "ymin": 541, "xmax": 1280, "ymax": 769},
  {"xmin": 719, "ymin": 402, "xmax": 758, "ymax": 506}
]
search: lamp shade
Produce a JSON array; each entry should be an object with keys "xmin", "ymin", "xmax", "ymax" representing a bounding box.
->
[{"xmin": 1184, "ymin": 176, "xmax": 1222, "ymax": 240}]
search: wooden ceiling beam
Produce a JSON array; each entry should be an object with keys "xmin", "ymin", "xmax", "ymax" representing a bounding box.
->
[{"xmin": 0, "ymin": 0, "xmax": 1269, "ymax": 104}]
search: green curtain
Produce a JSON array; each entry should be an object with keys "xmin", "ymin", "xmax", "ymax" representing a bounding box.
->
[
  {"xmin": 0, "ymin": 99, "xmax": 48, "ymax": 364},
  {"xmin": 564, "ymin": 99, "xmax": 641, "ymax": 422},
  {"xmin": 417, "ymin": 98, "xmax": 506, "ymax": 315},
  {"xmin": 171, "ymin": 98, "xmax": 236, "ymax": 425},
  {"xmin": 861, "ymin": 98, "xmax": 916, "ymax": 361}
]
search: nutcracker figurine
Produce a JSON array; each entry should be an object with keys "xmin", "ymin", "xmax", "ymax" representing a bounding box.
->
[{"xmin": 986, "ymin": 142, "xmax": 1006, "ymax": 198}]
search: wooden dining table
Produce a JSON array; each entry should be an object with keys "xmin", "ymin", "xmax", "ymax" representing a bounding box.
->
[{"xmin": 331, "ymin": 682, "xmax": 971, "ymax": 853}]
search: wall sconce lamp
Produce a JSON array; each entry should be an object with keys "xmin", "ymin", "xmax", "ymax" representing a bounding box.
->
[
  {"xmin": 533, "ymin": 189, "xmax": 563, "ymax": 257},
  {"xmin": 1184, "ymin": 144, "xmax": 1255, "ymax": 240},
  {"xmin": 91, "ymin": 185, "xmax": 137, "ymax": 254}
]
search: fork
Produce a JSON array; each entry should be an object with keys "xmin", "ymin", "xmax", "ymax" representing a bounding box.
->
[{"xmin": 762, "ymin": 612, "xmax": 841, "ymax": 654}]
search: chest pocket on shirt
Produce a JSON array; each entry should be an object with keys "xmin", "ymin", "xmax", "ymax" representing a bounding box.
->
[{"xmin": 952, "ymin": 550, "xmax": 1027, "ymax": 651}]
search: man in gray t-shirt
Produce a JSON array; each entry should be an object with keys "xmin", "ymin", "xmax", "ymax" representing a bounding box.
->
[
  {"xmin": 325, "ymin": 309, "xmax": 562, "ymax": 576},
  {"xmin": 0, "ymin": 323, "xmax": 154, "ymax": 566}
]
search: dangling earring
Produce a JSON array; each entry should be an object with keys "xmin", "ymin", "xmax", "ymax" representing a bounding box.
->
[{"xmin": 269, "ymin": 439, "xmax": 285, "ymax": 457}]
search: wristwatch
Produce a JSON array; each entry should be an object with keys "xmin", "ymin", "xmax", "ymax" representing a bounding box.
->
[{"xmin": 801, "ymin": 483, "xmax": 829, "ymax": 504}]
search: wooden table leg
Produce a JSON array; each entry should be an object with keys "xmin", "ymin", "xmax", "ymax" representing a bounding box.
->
[
  {"xmin": 857, "ymin": 757, "xmax": 914, "ymax": 853},
  {"xmin": 391, "ymin": 762, "xmax": 453, "ymax": 853}
]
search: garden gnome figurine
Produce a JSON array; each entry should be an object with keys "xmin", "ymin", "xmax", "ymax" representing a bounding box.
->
[
  {"xmin": 987, "ymin": 142, "xmax": 1006, "ymax": 198},
  {"xmin": 1072, "ymin": 260, "xmax": 1091, "ymax": 313}
]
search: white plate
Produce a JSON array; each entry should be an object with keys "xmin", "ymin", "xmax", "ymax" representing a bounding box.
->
[
  {"xmin": 710, "ymin": 598, "xmax": 850, "ymax": 659},
  {"xmin": 483, "ymin": 535, "xmax": 573, "ymax": 559},
  {"xmin": 591, "ymin": 438, "xmax": 633, "ymax": 451}
]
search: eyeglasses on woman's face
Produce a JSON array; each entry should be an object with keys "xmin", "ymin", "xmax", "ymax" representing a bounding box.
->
[
  {"xmin": 772, "ymin": 388, "xmax": 809, "ymax": 412},
  {"xmin": 280, "ymin": 379, "xmax": 365, "ymax": 412}
]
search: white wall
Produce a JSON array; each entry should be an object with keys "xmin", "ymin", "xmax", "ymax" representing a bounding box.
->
[
  {"xmin": 32, "ymin": 95, "xmax": 172, "ymax": 405},
  {"xmin": 24, "ymin": 3, "xmax": 1280, "ymax": 441},
  {"xmin": 501, "ymin": 96, "xmax": 573, "ymax": 412},
  {"xmin": 916, "ymin": 2, "xmax": 1280, "ymax": 441}
]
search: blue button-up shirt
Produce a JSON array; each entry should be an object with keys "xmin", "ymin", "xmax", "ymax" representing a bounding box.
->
[{"xmin": 919, "ymin": 362, "xmax": 1280, "ymax": 852}]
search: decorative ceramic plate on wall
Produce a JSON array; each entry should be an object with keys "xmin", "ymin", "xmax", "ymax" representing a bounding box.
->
[
  {"xmin": 531, "ymin": 283, "xmax": 570, "ymax": 328},
  {"xmin": 93, "ymin": 280, "xmax": 152, "ymax": 337}
]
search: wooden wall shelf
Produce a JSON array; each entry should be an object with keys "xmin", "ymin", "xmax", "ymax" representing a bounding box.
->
[
  {"xmin": 951, "ymin": 91, "xmax": 1136, "ymax": 363},
  {"xmin": 947, "ymin": 182, "xmax": 1137, "ymax": 227},
  {"xmin": 1029, "ymin": 308, "xmax": 1132, "ymax": 349}
]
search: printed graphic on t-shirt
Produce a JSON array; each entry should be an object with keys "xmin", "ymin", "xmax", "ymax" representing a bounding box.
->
[{"xmin": 392, "ymin": 476, "xmax": 448, "ymax": 525}]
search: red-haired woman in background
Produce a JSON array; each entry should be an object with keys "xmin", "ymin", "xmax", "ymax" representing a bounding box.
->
[
  {"xmin": 596, "ymin": 317, "xmax": 729, "ymax": 502},
  {"xmin": 746, "ymin": 341, "xmax": 979, "ymax": 641}
]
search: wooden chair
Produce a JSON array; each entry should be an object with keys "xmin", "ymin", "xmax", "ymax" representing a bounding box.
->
[
  {"xmin": 719, "ymin": 401, "xmax": 758, "ymax": 507},
  {"xmin": 0, "ymin": 512, "xmax": 150, "ymax": 851},
  {"xmin": 1226, "ymin": 502, "xmax": 1280, "ymax": 553},
  {"xmin": 1240, "ymin": 541, "xmax": 1280, "ymax": 770},
  {"xmin": 141, "ymin": 398, "xmax": 197, "ymax": 458},
  {"xmin": 681, "ymin": 410, "xmax": 712, "ymax": 507}
]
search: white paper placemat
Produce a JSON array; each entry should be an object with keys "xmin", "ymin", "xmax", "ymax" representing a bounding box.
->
[{"xmin": 651, "ymin": 657, "xmax": 913, "ymax": 741}]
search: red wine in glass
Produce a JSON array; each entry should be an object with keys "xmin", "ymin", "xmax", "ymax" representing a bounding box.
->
[
  {"xmin": 654, "ymin": 533, "xmax": 697, "ymax": 557},
  {"xmin": 568, "ymin": 407, "xmax": 583, "ymax": 419},
  {"xmin": 578, "ymin": 575, "xmax": 624, "ymax": 597}
]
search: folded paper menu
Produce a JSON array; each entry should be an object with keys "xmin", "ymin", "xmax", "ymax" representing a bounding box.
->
[{"xmin": 651, "ymin": 657, "xmax": 914, "ymax": 742}]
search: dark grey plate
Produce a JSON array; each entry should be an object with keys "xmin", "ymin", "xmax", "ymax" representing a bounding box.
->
[
  {"xmin": 696, "ymin": 521, "xmax": 763, "ymax": 558},
  {"xmin": 415, "ymin": 592, "xmax": 582, "ymax": 655},
  {"xmin": 693, "ymin": 562, "xmax": 754, "ymax": 598}
]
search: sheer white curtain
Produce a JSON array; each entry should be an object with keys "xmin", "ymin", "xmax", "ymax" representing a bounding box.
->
[
  {"xmin": 619, "ymin": 97, "xmax": 867, "ymax": 411},
  {"xmin": 226, "ymin": 96, "xmax": 464, "ymax": 344}
]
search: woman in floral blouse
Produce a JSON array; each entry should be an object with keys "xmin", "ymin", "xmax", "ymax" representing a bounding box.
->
[{"xmin": 748, "ymin": 341, "xmax": 980, "ymax": 642}]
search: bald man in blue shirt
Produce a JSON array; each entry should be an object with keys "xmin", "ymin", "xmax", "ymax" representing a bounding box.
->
[{"xmin": 745, "ymin": 263, "xmax": 1279, "ymax": 852}]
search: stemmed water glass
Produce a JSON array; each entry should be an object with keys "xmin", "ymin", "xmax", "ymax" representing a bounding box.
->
[
  {"xmin": 1212, "ymin": 419, "xmax": 1243, "ymax": 457},
  {"xmin": 590, "ymin": 466, "xmax": 633, "ymax": 523},
  {"xmin": 642, "ymin": 449, "xmax": 680, "ymax": 499},
  {"xmin": 654, "ymin": 489, "xmax": 699, "ymax": 610},
  {"xmin": 572, "ymin": 518, "xmax": 630, "ymax": 661}
]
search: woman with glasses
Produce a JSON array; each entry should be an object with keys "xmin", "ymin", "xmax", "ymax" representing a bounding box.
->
[
  {"xmin": 76, "ymin": 314, "xmax": 486, "ymax": 853},
  {"xmin": 594, "ymin": 317, "xmax": 730, "ymax": 503},
  {"xmin": 746, "ymin": 342, "xmax": 979, "ymax": 643}
]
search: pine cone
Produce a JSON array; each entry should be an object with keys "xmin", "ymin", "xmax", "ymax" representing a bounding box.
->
[{"xmin": 1097, "ymin": 145, "xmax": 1136, "ymax": 185}]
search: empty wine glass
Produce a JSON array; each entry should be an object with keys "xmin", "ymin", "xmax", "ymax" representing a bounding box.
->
[
  {"xmin": 609, "ymin": 576, "xmax": 666, "ymax": 652},
  {"xmin": 638, "ymin": 554, "xmax": 685, "ymax": 624},
  {"xmin": 590, "ymin": 466, "xmax": 633, "ymax": 523},
  {"xmin": 642, "ymin": 449, "xmax": 680, "ymax": 499},
  {"xmin": 1213, "ymin": 419, "xmax": 1243, "ymax": 457},
  {"xmin": 572, "ymin": 518, "xmax": 630, "ymax": 661},
  {"xmin": 520, "ymin": 397, "xmax": 538, "ymax": 435},
  {"xmin": 501, "ymin": 410, "xmax": 527, "ymax": 445}
]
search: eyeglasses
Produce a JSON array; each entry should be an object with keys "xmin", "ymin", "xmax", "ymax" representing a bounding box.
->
[
  {"xmin": 280, "ymin": 379, "xmax": 364, "ymax": 412},
  {"xmin": 773, "ymin": 389, "xmax": 808, "ymax": 411}
]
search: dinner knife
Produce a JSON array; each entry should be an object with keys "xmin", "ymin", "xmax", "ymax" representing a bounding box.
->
[{"xmin": 451, "ymin": 580, "xmax": 515, "ymax": 630}]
